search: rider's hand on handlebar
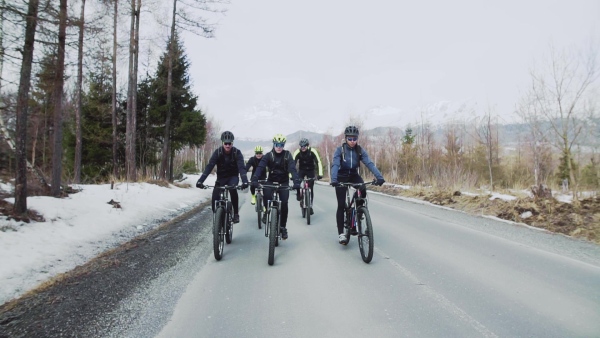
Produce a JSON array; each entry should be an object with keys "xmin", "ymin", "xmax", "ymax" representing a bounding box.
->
[
  {"xmin": 251, "ymin": 181, "xmax": 259, "ymax": 188},
  {"xmin": 241, "ymin": 182, "xmax": 249, "ymax": 190},
  {"xmin": 317, "ymin": 175, "xmax": 323, "ymax": 180},
  {"xmin": 196, "ymin": 180, "xmax": 205, "ymax": 189},
  {"xmin": 375, "ymin": 178, "xmax": 385, "ymax": 186},
  {"xmin": 292, "ymin": 182, "xmax": 301, "ymax": 190},
  {"xmin": 330, "ymin": 182, "xmax": 340, "ymax": 187}
]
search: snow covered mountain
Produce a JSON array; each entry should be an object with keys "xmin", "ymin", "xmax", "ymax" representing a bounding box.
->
[
  {"xmin": 359, "ymin": 100, "xmax": 485, "ymax": 130},
  {"xmin": 224, "ymin": 100, "xmax": 320, "ymax": 141}
]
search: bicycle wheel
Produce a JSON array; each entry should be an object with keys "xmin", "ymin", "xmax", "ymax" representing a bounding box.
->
[
  {"xmin": 301, "ymin": 190, "xmax": 306, "ymax": 218},
  {"xmin": 225, "ymin": 217, "xmax": 233, "ymax": 244},
  {"xmin": 357, "ymin": 206, "xmax": 374, "ymax": 263},
  {"xmin": 256, "ymin": 192, "xmax": 262, "ymax": 229},
  {"xmin": 268, "ymin": 208, "xmax": 279, "ymax": 265},
  {"xmin": 213, "ymin": 207, "xmax": 225, "ymax": 261},
  {"xmin": 305, "ymin": 191, "xmax": 311, "ymax": 225}
]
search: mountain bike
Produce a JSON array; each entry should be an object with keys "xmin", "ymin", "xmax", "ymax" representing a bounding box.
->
[
  {"xmin": 259, "ymin": 181, "xmax": 293, "ymax": 266},
  {"xmin": 299, "ymin": 177, "xmax": 317, "ymax": 225},
  {"xmin": 255, "ymin": 185, "xmax": 264, "ymax": 229},
  {"xmin": 203, "ymin": 184, "xmax": 242, "ymax": 261},
  {"xmin": 339, "ymin": 180, "xmax": 375, "ymax": 263}
]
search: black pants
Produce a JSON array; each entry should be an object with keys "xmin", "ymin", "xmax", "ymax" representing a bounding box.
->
[
  {"xmin": 335, "ymin": 175, "xmax": 366, "ymax": 234},
  {"xmin": 263, "ymin": 183, "xmax": 290, "ymax": 227},
  {"xmin": 296, "ymin": 170, "xmax": 316, "ymax": 203},
  {"xmin": 212, "ymin": 176, "xmax": 240, "ymax": 214}
]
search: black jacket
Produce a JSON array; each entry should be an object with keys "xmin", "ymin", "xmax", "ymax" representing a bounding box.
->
[{"xmin": 199, "ymin": 146, "xmax": 248, "ymax": 183}]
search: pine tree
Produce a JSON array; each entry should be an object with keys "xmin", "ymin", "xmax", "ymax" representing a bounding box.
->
[{"xmin": 148, "ymin": 33, "xmax": 206, "ymax": 181}]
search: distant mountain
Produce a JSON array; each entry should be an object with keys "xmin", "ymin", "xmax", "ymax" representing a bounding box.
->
[{"xmin": 225, "ymin": 100, "xmax": 320, "ymax": 141}]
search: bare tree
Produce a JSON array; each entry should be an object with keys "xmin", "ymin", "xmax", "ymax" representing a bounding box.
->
[
  {"xmin": 50, "ymin": 0, "xmax": 67, "ymax": 196},
  {"xmin": 474, "ymin": 109, "xmax": 499, "ymax": 192},
  {"xmin": 14, "ymin": 0, "xmax": 40, "ymax": 214},
  {"xmin": 125, "ymin": 0, "xmax": 140, "ymax": 181},
  {"xmin": 528, "ymin": 44, "xmax": 599, "ymax": 200},
  {"xmin": 111, "ymin": 0, "xmax": 118, "ymax": 179},
  {"xmin": 73, "ymin": 0, "xmax": 87, "ymax": 183}
]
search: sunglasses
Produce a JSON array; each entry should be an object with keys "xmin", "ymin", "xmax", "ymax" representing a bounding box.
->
[
  {"xmin": 346, "ymin": 137, "xmax": 358, "ymax": 142},
  {"xmin": 255, "ymin": 152, "xmax": 263, "ymax": 155},
  {"xmin": 301, "ymin": 145, "xmax": 307, "ymax": 148},
  {"xmin": 274, "ymin": 142, "xmax": 285, "ymax": 148},
  {"xmin": 223, "ymin": 142, "xmax": 232, "ymax": 146}
]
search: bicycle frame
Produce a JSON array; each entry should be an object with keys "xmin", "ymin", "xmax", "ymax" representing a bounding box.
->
[
  {"xmin": 299, "ymin": 177, "xmax": 316, "ymax": 223},
  {"xmin": 259, "ymin": 181, "xmax": 293, "ymax": 265},
  {"xmin": 204, "ymin": 184, "xmax": 240, "ymax": 261},
  {"xmin": 338, "ymin": 180, "xmax": 376, "ymax": 263}
]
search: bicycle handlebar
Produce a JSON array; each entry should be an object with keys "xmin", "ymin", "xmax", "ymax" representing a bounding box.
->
[
  {"xmin": 202, "ymin": 184, "xmax": 244, "ymax": 190},
  {"xmin": 333, "ymin": 180, "xmax": 377, "ymax": 189},
  {"xmin": 257, "ymin": 181, "xmax": 294, "ymax": 190}
]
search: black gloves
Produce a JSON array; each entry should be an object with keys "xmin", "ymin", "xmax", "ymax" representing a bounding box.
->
[
  {"xmin": 375, "ymin": 178, "xmax": 385, "ymax": 186},
  {"xmin": 196, "ymin": 180, "xmax": 205, "ymax": 189},
  {"xmin": 241, "ymin": 182, "xmax": 249, "ymax": 190},
  {"xmin": 330, "ymin": 182, "xmax": 340, "ymax": 187},
  {"xmin": 292, "ymin": 182, "xmax": 301, "ymax": 190},
  {"xmin": 251, "ymin": 181, "xmax": 259, "ymax": 188},
  {"xmin": 317, "ymin": 175, "xmax": 323, "ymax": 180}
]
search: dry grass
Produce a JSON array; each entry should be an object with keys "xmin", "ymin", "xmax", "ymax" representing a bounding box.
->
[{"xmin": 372, "ymin": 185, "xmax": 600, "ymax": 244}]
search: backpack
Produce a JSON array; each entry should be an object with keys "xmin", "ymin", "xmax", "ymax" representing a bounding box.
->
[
  {"xmin": 266, "ymin": 150, "xmax": 292, "ymax": 173},
  {"xmin": 341, "ymin": 143, "xmax": 362, "ymax": 163},
  {"xmin": 218, "ymin": 146, "xmax": 238, "ymax": 162}
]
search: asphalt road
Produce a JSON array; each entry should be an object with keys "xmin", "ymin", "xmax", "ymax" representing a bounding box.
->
[{"xmin": 146, "ymin": 184, "xmax": 600, "ymax": 338}]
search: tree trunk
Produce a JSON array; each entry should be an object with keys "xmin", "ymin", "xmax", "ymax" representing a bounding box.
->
[
  {"xmin": 74, "ymin": 0, "xmax": 86, "ymax": 183},
  {"xmin": 160, "ymin": 0, "xmax": 177, "ymax": 181},
  {"xmin": 14, "ymin": 0, "xmax": 40, "ymax": 214},
  {"xmin": 112, "ymin": 0, "xmax": 118, "ymax": 179},
  {"xmin": 125, "ymin": 0, "xmax": 137, "ymax": 181},
  {"xmin": 50, "ymin": 0, "xmax": 67, "ymax": 197}
]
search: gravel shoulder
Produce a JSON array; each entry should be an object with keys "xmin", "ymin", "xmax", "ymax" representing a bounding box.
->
[{"xmin": 0, "ymin": 201, "xmax": 213, "ymax": 338}]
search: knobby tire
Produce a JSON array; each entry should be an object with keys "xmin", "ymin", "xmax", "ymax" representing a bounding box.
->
[
  {"xmin": 213, "ymin": 207, "xmax": 225, "ymax": 261},
  {"xmin": 256, "ymin": 192, "xmax": 262, "ymax": 229},
  {"xmin": 268, "ymin": 208, "xmax": 279, "ymax": 265},
  {"xmin": 357, "ymin": 206, "xmax": 374, "ymax": 263},
  {"xmin": 305, "ymin": 191, "xmax": 311, "ymax": 225}
]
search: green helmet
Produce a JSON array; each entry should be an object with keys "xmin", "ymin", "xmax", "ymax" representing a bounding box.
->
[
  {"xmin": 272, "ymin": 134, "xmax": 287, "ymax": 144},
  {"xmin": 254, "ymin": 145, "xmax": 263, "ymax": 154}
]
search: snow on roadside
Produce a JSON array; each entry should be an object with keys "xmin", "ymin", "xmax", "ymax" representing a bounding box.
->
[{"xmin": 0, "ymin": 174, "xmax": 214, "ymax": 305}]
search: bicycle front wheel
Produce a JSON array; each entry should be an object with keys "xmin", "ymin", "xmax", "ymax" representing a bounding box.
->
[
  {"xmin": 357, "ymin": 206, "xmax": 374, "ymax": 263},
  {"xmin": 256, "ymin": 193, "xmax": 262, "ymax": 229},
  {"xmin": 213, "ymin": 207, "xmax": 225, "ymax": 261},
  {"xmin": 305, "ymin": 192, "xmax": 311, "ymax": 225},
  {"xmin": 268, "ymin": 208, "xmax": 279, "ymax": 265}
]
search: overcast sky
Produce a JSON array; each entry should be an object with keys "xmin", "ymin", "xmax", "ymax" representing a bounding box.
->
[{"xmin": 183, "ymin": 0, "xmax": 599, "ymax": 127}]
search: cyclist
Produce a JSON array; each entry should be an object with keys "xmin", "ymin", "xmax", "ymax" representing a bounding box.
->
[
  {"xmin": 245, "ymin": 145, "xmax": 266, "ymax": 205},
  {"xmin": 293, "ymin": 138, "xmax": 324, "ymax": 215},
  {"xmin": 251, "ymin": 134, "xmax": 300, "ymax": 240},
  {"xmin": 196, "ymin": 131, "xmax": 249, "ymax": 223},
  {"xmin": 330, "ymin": 126, "xmax": 385, "ymax": 244}
]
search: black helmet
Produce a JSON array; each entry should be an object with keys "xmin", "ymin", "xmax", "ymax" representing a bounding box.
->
[
  {"xmin": 299, "ymin": 138, "xmax": 309, "ymax": 147},
  {"xmin": 344, "ymin": 125, "xmax": 359, "ymax": 136},
  {"xmin": 221, "ymin": 131, "xmax": 234, "ymax": 143}
]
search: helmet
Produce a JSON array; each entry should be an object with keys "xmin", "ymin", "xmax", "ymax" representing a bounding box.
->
[
  {"xmin": 221, "ymin": 131, "xmax": 235, "ymax": 143},
  {"xmin": 254, "ymin": 145, "xmax": 263, "ymax": 153},
  {"xmin": 273, "ymin": 133, "xmax": 287, "ymax": 144},
  {"xmin": 299, "ymin": 138, "xmax": 309, "ymax": 147},
  {"xmin": 344, "ymin": 125, "xmax": 359, "ymax": 136}
]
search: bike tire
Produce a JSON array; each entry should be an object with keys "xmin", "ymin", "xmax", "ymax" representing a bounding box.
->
[
  {"xmin": 305, "ymin": 192, "xmax": 311, "ymax": 225},
  {"xmin": 268, "ymin": 208, "xmax": 278, "ymax": 265},
  {"xmin": 275, "ymin": 208, "xmax": 280, "ymax": 247},
  {"xmin": 213, "ymin": 207, "xmax": 225, "ymax": 261},
  {"xmin": 357, "ymin": 206, "xmax": 374, "ymax": 263},
  {"xmin": 256, "ymin": 193, "xmax": 262, "ymax": 229},
  {"xmin": 344, "ymin": 211, "xmax": 352, "ymax": 246}
]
